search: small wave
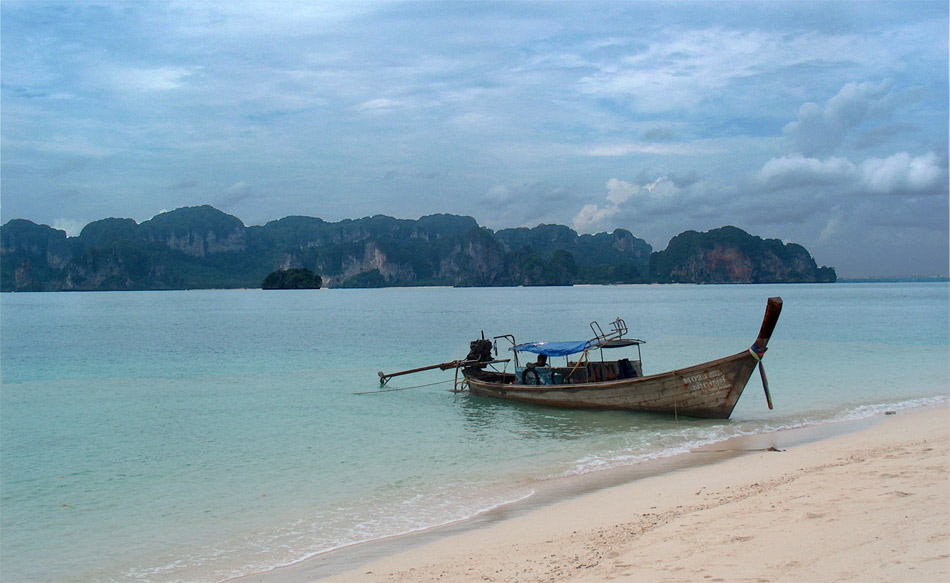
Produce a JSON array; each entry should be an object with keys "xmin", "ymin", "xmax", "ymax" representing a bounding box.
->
[
  {"xmin": 214, "ymin": 488, "xmax": 537, "ymax": 583},
  {"xmin": 549, "ymin": 395, "xmax": 949, "ymax": 480},
  {"xmin": 835, "ymin": 395, "xmax": 949, "ymax": 419}
]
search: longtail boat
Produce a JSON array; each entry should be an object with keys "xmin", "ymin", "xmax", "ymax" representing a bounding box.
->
[{"xmin": 378, "ymin": 297, "xmax": 782, "ymax": 420}]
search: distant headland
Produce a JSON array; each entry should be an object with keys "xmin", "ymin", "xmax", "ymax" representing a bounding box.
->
[{"xmin": 0, "ymin": 205, "xmax": 836, "ymax": 291}]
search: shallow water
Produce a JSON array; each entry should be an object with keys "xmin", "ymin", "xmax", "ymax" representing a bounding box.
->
[{"xmin": 2, "ymin": 283, "xmax": 947, "ymax": 582}]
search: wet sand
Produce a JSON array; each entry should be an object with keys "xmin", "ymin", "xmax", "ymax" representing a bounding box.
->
[{"xmin": 238, "ymin": 406, "xmax": 949, "ymax": 582}]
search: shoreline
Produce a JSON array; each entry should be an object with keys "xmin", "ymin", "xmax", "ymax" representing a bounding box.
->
[{"xmin": 234, "ymin": 405, "xmax": 948, "ymax": 582}]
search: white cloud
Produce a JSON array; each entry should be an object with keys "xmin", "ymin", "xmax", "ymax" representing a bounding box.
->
[
  {"xmin": 860, "ymin": 152, "xmax": 945, "ymax": 195},
  {"xmin": 53, "ymin": 218, "xmax": 87, "ymax": 237},
  {"xmin": 605, "ymin": 178, "xmax": 639, "ymax": 205},
  {"xmin": 573, "ymin": 177, "xmax": 672, "ymax": 231},
  {"xmin": 573, "ymin": 202, "xmax": 615, "ymax": 231},
  {"xmin": 758, "ymin": 155, "xmax": 857, "ymax": 189},
  {"xmin": 758, "ymin": 151, "xmax": 946, "ymax": 197},
  {"xmin": 783, "ymin": 80, "xmax": 895, "ymax": 155}
]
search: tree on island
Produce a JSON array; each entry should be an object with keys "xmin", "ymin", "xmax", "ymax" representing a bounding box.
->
[{"xmin": 261, "ymin": 268, "xmax": 322, "ymax": 289}]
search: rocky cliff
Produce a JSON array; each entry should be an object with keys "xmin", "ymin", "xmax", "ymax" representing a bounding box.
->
[
  {"xmin": 650, "ymin": 226, "xmax": 837, "ymax": 284},
  {"xmin": 0, "ymin": 219, "xmax": 75, "ymax": 291},
  {"xmin": 1, "ymin": 207, "xmax": 836, "ymax": 291}
]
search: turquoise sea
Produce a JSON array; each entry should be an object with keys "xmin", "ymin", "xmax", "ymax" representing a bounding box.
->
[{"xmin": 2, "ymin": 283, "xmax": 948, "ymax": 582}]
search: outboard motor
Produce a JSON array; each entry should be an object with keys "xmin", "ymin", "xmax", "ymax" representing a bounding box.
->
[{"xmin": 466, "ymin": 339, "xmax": 494, "ymax": 363}]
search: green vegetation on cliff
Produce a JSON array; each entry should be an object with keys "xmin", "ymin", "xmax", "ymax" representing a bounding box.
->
[
  {"xmin": 650, "ymin": 226, "xmax": 836, "ymax": 284},
  {"xmin": 495, "ymin": 225, "xmax": 651, "ymax": 284},
  {"xmin": 1, "ymin": 206, "xmax": 836, "ymax": 291},
  {"xmin": 262, "ymin": 268, "xmax": 322, "ymax": 289}
]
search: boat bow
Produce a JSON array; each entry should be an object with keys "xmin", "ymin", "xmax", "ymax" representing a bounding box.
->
[{"xmin": 749, "ymin": 297, "xmax": 783, "ymax": 409}]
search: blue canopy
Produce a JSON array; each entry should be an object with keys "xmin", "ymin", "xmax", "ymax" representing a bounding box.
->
[{"xmin": 511, "ymin": 341, "xmax": 591, "ymax": 357}]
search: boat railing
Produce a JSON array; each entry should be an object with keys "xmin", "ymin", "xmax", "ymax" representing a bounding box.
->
[{"xmin": 590, "ymin": 317, "xmax": 628, "ymax": 345}]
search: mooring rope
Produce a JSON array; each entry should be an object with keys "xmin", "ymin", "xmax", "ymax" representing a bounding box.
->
[{"xmin": 353, "ymin": 379, "xmax": 454, "ymax": 395}]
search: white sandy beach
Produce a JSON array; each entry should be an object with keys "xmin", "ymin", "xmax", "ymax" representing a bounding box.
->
[{"xmin": 240, "ymin": 406, "xmax": 950, "ymax": 583}]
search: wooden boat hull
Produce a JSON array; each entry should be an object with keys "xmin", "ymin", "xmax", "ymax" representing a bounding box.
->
[
  {"xmin": 463, "ymin": 350, "xmax": 759, "ymax": 419},
  {"xmin": 462, "ymin": 297, "xmax": 783, "ymax": 419}
]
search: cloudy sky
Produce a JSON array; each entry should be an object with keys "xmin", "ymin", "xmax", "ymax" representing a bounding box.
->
[{"xmin": 2, "ymin": 1, "xmax": 947, "ymax": 277}]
